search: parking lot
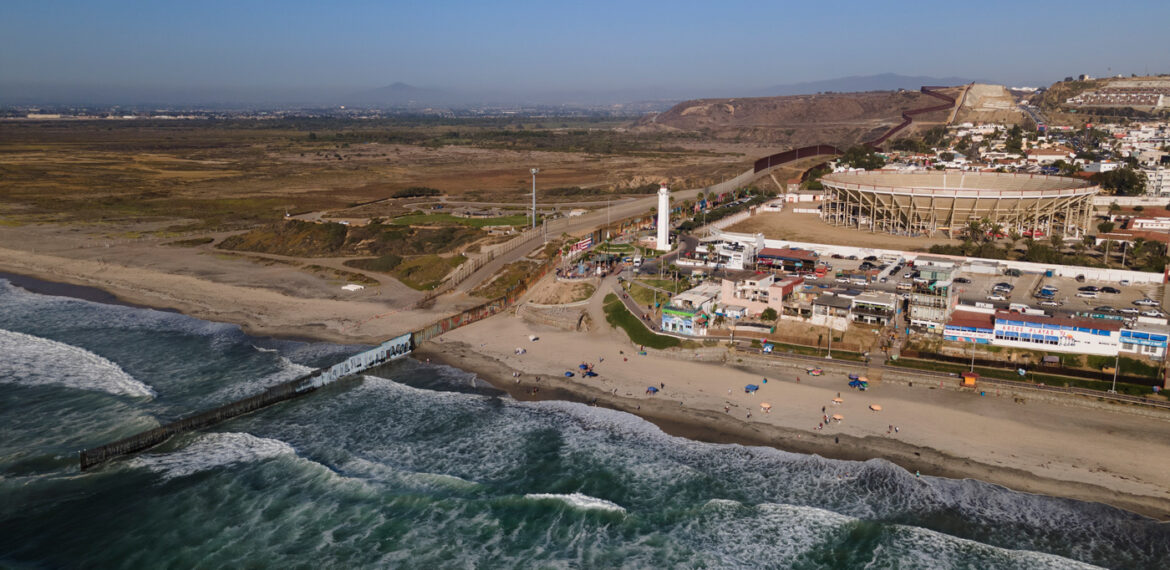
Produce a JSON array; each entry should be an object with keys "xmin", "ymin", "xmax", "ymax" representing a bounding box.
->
[{"xmin": 674, "ymin": 241, "xmax": 1167, "ymax": 320}]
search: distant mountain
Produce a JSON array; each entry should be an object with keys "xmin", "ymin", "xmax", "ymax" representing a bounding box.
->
[{"xmin": 760, "ymin": 73, "xmax": 981, "ymax": 96}]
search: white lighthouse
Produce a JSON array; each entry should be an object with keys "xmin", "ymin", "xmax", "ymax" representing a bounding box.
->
[{"xmin": 656, "ymin": 184, "xmax": 671, "ymax": 252}]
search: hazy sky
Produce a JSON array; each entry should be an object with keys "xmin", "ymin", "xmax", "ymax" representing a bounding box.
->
[{"xmin": 2, "ymin": 0, "xmax": 1167, "ymax": 96}]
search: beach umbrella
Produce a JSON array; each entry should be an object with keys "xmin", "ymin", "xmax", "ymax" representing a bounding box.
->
[
  {"xmin": 744, "ymin": 384, "xmax": 759, "ymax": 393},
  {"xmin": 869, "ymin": 404, "xmax": 882, "ymax": 411},
  {"xmin": 832, "ymin": 414, "xmax": 844, "ymax": 421},
  {"xmin": 832, "ymin": 397, "xmax": 843, "ymax": 404},
  {"xmin": 647, "ymin": 386, "xmax": 659, "ymax": 393},
  {"xmin": 579, "ymin": 364, "xmax": 588, "ymax": 370},
  {"xmin": 760, "ymin": 402, "xmax": 772, "ymax": 410},
  {"xmin": 564, "ymin": 371, "xmax": 575, "ymax": 377}
]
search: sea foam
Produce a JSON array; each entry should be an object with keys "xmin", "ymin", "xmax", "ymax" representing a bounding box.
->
[
  {"xmin": 0, "ymin": 328, "xmax": 155, "ymax": 398},
  {"xmin": 524, "ymin": 492, "xmax": 627, "ymax": 514},
  {"xmin": 129, "ymin": 432, "xmax": 295, "ymax": 480}
]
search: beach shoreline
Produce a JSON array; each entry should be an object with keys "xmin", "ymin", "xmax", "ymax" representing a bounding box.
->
[
  {"xmin": 5, "ymin": 254, "xmax": 1170, "ymax": 521},
  {"xmin": 416, "ymin": 341, "xmax": 1170, "ymax": 521}
]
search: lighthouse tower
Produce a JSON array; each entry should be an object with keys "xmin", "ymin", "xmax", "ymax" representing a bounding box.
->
[{"xmin": 656, "ymin": 184, "xmax": 671, "ymax": 252}]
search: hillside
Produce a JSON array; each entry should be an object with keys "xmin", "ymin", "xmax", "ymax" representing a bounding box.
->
[
  {"xmin": 952, "ymin": 83, "xmax": 1027, "ymax": 125},
  {"xmin": 635, "ymin": 90, "xmax": 960, "ymax": 147}
]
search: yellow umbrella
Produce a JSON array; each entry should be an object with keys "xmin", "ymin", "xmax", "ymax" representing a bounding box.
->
[
  {"xmin": 869, "ymin": 404, "xmax": 883, "ymax": 411},
  {"xmin": 832, "ymin": 397, "xmax": 843, "ymax": 404},
  {"xmin": 831, "ymin": 414, "xmax": 844, "ymax": 421},
  {"xmin": 760, "ymin": 402, "xmax": 772, "ymax": 410}
]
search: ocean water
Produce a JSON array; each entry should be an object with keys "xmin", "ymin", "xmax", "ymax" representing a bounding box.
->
[{"xmin": 1, "ymin": 277, "xmax": 1168, "ymax": 569}]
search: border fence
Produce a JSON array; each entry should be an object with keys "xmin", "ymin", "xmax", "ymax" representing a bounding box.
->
[{"xmin": 79, "ymin": 334, "xmax": 413, "ymax": 470}]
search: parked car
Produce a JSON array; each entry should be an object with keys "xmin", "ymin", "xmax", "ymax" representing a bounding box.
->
[
  {"xmin": 987, "ymin": 294, "xmax": 1007, "ymax": 301},
  {"xmin": 1120, "ymin": 279, "xmax": 1132, "ymax": 286},
  {"xmin": 1077, "ymin": 286, "xmax": 1099, "ymax": 292},
  {"xmin": 1076, "ymin": 291, "xmax": 1098, "ymax": 298},
  {"xmin": 1120, "ymin": 308, "xmax": 1140, "ymax": 315},
  {"xmin": 864, "ymin": 255, "xmax": 878, "ymax": 261},
  {"xmin": 831, "ymin": 254, "xmax": 843, "ymax": 259},
  {"xmin": 953, "ymin": 277, "xmax": 971, "ymax": 284},
  {"xmin": 1101, "ymin": 287, "xmax": 1121, "ymax": 294},
  {"xmin": 994, "ymin": 282, "xmax": 1013, "ymax": 290},
  {"xmin": 903, "ymin": 272, "xmax": 913, "ymax": 279},
  {"xmin": 1134, "ymin": 299, "xmax": 1160, "ymax": 307},
  {"xmin": 1075, "ymin": 275, "xmax": 1086, "ymax": 282},
  {"xmin": 1039, "ymin": 301, "xmax": 1062, "ymax": 307},
  {"xmin": 1141, "ymin": 310, "xmax": 1165, "ymax": 318},
  {"xmin": 1094, "ymin": 306, "xmax": 1116, "ymax": 313}
]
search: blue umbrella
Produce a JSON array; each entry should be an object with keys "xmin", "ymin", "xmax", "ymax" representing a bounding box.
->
[
  {"xmin": 647, "ymin": 386, "xmax": 659, "ymax": 393},
  {"xmin": 564, "ymin": 371, "xmax": 575, "ymax": 377},
  {"xmin": 745, "ymin": 384, "xmax": 759, "ymax": 392}
]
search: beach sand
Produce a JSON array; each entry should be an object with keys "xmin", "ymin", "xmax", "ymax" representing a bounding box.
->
[{"xmin": 425, "ymin": 308, "xmax": 1170, "ymax": 521}]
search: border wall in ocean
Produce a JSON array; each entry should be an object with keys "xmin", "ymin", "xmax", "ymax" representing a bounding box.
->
[{"xmin": 79, "ymin": 333, "xmax": 413, "ymax": 470}]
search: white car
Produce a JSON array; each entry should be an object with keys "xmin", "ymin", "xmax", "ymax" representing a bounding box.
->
[
  {"xmin": 1120, "ymin": 280, "xmax": 1132, "ymax": 286},
  {"xmin": 987, "ymin": 294, "xmax": 1007, "ymax": 301},
  {"xmin": 1134, "ymin": 299, "xmax": 1160, "ymax": 307},
  {"xmin": 1039, "ymin": 301, "xmax": 1061, "ymax": 307},
  {"xmin": 1141, "ymin": 310, "xmax": 1165, "ymax": 318},
  {"xmin": 1120, "ymin": 308, "xmax": 1140, "ymax": 315},
  {"xmin": 1076, "ymin": 292, "xmax": 1098, "ymax": 298}
]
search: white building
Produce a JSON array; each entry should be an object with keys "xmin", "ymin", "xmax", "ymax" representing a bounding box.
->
[
  {"xmin": 656, "ymin": 185, "xmax": 671, "ymax": 251},
  {"xmin": 1129, "ymin": 217, "xmax": 1170, "ymax": 231},
  {"xmin": 1144, "ymin": 167, "xmax": 1170, "ymax": 197},
  {"xmin": 1084, "ymin": 161, "xmax": 1120, "ymax": 173}
]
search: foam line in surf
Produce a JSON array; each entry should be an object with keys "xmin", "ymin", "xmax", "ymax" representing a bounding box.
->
[
  {"xmin": 128, "ymin": 432, "xmax": 294, "ymax": 480},
  {"xmin": 524, "ymin": 492, "xmax": 627, "ymax": 514},
  {"xmin": 0, "ymin": 328, "xmax": 155, "ymax": 398}
]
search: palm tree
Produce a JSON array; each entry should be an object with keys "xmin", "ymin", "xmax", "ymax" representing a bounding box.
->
[{"xmin": 966, "ymin": 220, "xmax": 984, "ymax": 243}]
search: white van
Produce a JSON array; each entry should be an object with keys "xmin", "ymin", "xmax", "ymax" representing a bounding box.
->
[{"xmin": 633, "ymin": 255, "xmax": 643, "ymax": 267}]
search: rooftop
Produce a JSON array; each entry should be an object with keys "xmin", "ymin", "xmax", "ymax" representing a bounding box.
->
[{"xmin": 994, "ymin": 310, "xmax": 1123, "ymax": 332}]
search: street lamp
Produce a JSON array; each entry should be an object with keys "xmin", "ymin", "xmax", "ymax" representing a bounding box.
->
[{"xmin": 530, "ymin": 168, "xmax": 539, "ymax": 230}]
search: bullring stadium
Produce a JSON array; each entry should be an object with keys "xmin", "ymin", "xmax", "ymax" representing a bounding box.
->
[{"xmin": 818, "ymin": 171, "xmax": 1099, "ymax": 238}]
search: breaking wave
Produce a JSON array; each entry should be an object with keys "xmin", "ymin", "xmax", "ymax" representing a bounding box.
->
[{"xmin": 0, "ymin": 328, "xmax": 155, "ymax": 398}]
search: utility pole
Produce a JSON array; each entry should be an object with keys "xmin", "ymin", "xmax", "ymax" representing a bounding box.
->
[
  {"xmin": 530, "ymin": 168, "xmax": 539, "ymax": 230},
  {"xmin": 826, "ymin": 323, "xmax": 834, "ymax": 360},
  {"xmin": 970, "ymin": 342, "xmax": 976, "ymax": 372},
  {"xmin": 1110, "ymin": 352, "xmax": 1119, "ymax": 394}
]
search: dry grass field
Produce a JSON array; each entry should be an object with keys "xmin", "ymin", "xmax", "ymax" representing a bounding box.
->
[{"xmin": 0, "ymin": 120, "xmax": 761, "ymax": 234}]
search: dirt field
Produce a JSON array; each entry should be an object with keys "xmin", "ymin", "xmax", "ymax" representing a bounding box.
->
[
  {"xmin": 528, "ymin": 279, "xmax": 597, "ymax": 305},
  {"xmin": 725, "ymin": 210, "xmax": 959, "ymax": 251}
]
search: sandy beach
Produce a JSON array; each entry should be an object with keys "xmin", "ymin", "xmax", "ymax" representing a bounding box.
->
[{"xmin": 424, "ymin": 296, "xmax": 1170, "ymax": 521}]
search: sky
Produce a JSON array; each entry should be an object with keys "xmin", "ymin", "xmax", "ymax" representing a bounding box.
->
[{"xmin": 2, "ymin": 0, "xmax": 1168, "ymax": 104}]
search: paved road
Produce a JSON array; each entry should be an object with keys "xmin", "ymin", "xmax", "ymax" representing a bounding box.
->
[{"xmin": 453, "ymin": 168, "xmax": 760, "ymax": 293}]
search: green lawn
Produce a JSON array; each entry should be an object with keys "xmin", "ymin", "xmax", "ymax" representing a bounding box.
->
[
  {"xmin": 390, "ymin": 213, "xmax": 536, "ymax": 228},
  {"xmin": 602, "ymin": 294, "xmax": 679, "ymax": 349},
  {"xmin": 627, "ymin": 282, "xmax": 660, "ymax": 307}
]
